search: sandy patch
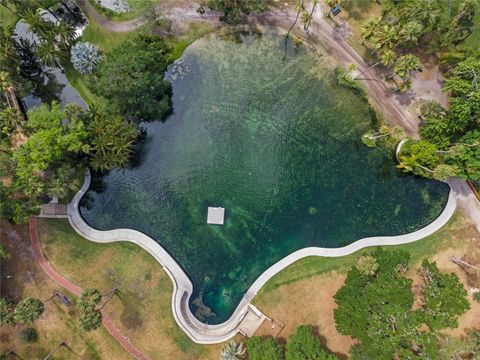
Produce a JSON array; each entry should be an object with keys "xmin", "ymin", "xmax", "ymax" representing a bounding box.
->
[{"xmin": 255, "ymin": 271, "xmax": 354, "ymax": 358}]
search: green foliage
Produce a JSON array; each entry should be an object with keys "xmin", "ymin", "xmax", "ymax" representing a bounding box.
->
[
  {"xmin": 79, "ymin": 308, "xmax": 102, "ymax": 332},
  {"xmin": 247, "ymin": 336, "xmax": 283, "ymax": 360},
  {"xmin": 13, "ymin": 102, "xmax": 88, "ymax": 197},
  {"xmin": 87, "ymin": 106, "xmax": 138, "ymax": 171},
  {"xmin": 0, "ymin": 107, "xmax": 23, "ymax": 139},
  {"xmin": 78, "ymin": 288, "xmax": 102, "ymax": 332},
  {"xmin": 420, "ymin": 260, "xmax": 470, "ymax": 330},
  {"xmin": 14, "ymin": 298, "xmax": 44, "ymax": 325},
  {"xmin": 202, "ymin": 0, "xmax": 265, "ymax": 25},
  {"xmin": 79, "ymin": 288, "xmax": 102, "ymax": 311},
  {"xmin": 285, "ymin": 325, "xmax": 338, "ymax": 360},
  {"xmin": 447, "ymin": 131, "xmax": 480, "ymax": 181},
  {"xmin": 334, "ymin": 249, "xmax": 470, "ymax": 359},
  {"xmin": 355, "ymin": 255, "xmax": 378, "ymax": 276},
  {"xmin": 220, "ymin": 339, "xmax": 246, "ymax": 360},
  {"xmin": 90, "ymin": 34, "xmax": 172, "ymax": 121},
  {"xmin": 448, "ymin": 0, "xmax": 478, "ymax": 44},
  {"xmin": 433, "ymin": 164, "xmax": 459, "ymax": 181},
  {"xmin": 0, "ymin": 298, "xmax": 16, "ymax": 326},
  {"xmin": 402, "ymin": 140, "xmax": 440, "ymax": 169},
  {"xmin": 19, "ymin": 327, "xmax": 38, "ymax": 343},
  {"xmin": 418, "ymin": 56, "xmax": 480, "ymax": 182},
  {"xmin": 0, "ymin": 244, "xmax": 9, "ymax": 260}
]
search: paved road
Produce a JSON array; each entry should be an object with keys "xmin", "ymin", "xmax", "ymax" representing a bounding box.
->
[{"xmin": 29, "ymin": 216, "xmax": 150, "ymax": 360}]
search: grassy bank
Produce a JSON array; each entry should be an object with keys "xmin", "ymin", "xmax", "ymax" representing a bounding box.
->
[
  {"xmin": 37, "ymin": 218, "xmax": 219, "ymax": 360},
  {"xmin": 254, "ymin": 211, "xmax": 466, "ymax": 295}
]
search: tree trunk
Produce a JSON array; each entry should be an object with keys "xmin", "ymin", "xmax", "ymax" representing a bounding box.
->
[
  {"xmin": 99, "ymin": 288, "xmax": 118, "ymax": 310},
  {"xmin": 43, "ymin": 341, "xmax": 66, "ymax": 360},
  {"xmin": 284, "ymin": 1, "xmax": 304, "ymax": 58},
  {"xmin": 353, "ymin": 61, "xmax": 381, "ymax": 80},
  {"xmin": 450, "ymin": 256, "xmax": 478, "ymax": 270},
  {"xmin": 306, "ymin": 2, "xmax": 318, "ymax": 31}
]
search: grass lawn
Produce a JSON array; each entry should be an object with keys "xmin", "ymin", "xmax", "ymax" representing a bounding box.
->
[
  {"xmin": 0, "ymin": 221, "xmax": 131, "ymax": 360},
  {"xmin": 37, "ymin": 218, "xmax": 220, "ymax": 360}
]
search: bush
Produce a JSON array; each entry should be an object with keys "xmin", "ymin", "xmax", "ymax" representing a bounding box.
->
[
  {"xmin": 70, "ymin": 42, "xmax": 102, "ymax": 74},
  {"xmin": 247, "ymin": 336, "xmax": 283, "ymax": 360},
  {"xmin": 19, "ymin": 327, "xmax": 38, "ymax": 343},
  {"xmin": 473, "ymin": 292, "xmax": 480, "ymax": 302}
]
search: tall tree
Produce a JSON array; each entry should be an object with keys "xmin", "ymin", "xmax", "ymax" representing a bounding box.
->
[{"xmin": 90, "ymin": 34, "xmax": 172, "ymax": 121}]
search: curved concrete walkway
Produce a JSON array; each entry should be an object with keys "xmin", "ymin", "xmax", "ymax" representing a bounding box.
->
[{"xmin": 67, "ymin": 170, "xmax": 457, "ymax": 344}]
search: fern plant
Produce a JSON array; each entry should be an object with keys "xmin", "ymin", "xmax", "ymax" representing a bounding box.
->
[
  {"xmin": 220, "ymin": 340, "xmax": 246, "ymax": 360},
  {"xmin": 70, "ymin": 42, "xmax": 102, "ymax": 74}
]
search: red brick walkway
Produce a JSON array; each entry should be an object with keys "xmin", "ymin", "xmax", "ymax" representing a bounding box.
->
[{"xmin": 29, "ymin": 216, "xmax": 150, "ymax": 360}]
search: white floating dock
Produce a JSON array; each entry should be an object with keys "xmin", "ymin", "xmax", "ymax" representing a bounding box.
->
[{"xmin": 207, "ymin": 207, "xmax": 225, "ymax": 225}]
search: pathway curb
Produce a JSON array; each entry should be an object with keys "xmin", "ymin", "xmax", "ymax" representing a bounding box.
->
[{"xmin": 67, "ymin": 170, "xmax": 457, "ymax": 344}]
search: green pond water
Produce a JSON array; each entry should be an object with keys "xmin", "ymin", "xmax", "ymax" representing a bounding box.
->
[{"xmin": 80, "ymin": 30, "xmax": 450, "ymax": 324}]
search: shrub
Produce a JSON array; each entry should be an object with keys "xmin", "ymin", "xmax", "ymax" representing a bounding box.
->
[
  {"xmin": 473, "ymin": 292, "xmax": 480, "ymax": 302},
  {"xmin": 19, "ymin": 327, "xmax": 38, "ymax": 343},
  {"xmin": 70, "ymin": 42, "xmax": 102, "ymax": 74}
]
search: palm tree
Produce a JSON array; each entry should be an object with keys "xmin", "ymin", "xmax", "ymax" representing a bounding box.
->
[
  {"xmin": 370, "ymin": 24, "xmax": 399, "ymax": 54},
  {"xmin": 14, "ymin": 298, "xmax": 44, "ymax": 325},
  {"xmin": 391, "ymin": 54, "xmax": 422, "ymax": 80},
  {"xmin": 220, "ymin": 340, "xmax": 246, "ymax": 360},
  {"xmin": 305, "ymin": 0, "xmax": 319, "ymax": 31},
  {"xmin": 353, "ymin": 49, "xmax": 396, "ymax": 80},
  {"xmin": 361, "ymin": 18, "xmax": 379, "ymax": 46},
  {"xmin": 284, "ymin": 0, "xmax": 304, "ymax": 57},
  {"xmin": 79, "ymin": 288, "xmax": 102, "ymax": 311},
  {"xmin": 20, "ymin": 8, "xmax": 49, "ymax": 37},
  {"xmin": 301, "ymin": 11, "xmax": 313, "ymax": 31},
  {"xmin": 79, "ymin": 308, "xmax": 102, "ymax": 331},
  {"xmin": 54, "ymin": 21, "xmax": 76, "ymax": 50},
  {"xmin": 399, "ymin": 21, "xmax": 423, "ymax": 47},
  {"xmin": 343, "ymin": 63, "xmax": 357, "ymax": 79},
  {"xmin": 380, "ymin": 49, "xmax": 396, "ymax": 67},
  {"xmin": 36, "ymin": 40, "xmax": 66, "ymax": 68}
]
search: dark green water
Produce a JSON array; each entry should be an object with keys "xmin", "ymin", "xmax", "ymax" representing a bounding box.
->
[{"xmin": 80, "ymin": 30, "xmax": 449, "ymax": 324}]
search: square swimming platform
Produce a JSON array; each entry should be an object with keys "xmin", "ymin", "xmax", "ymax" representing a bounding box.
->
[{"xmin": 207, "ymin": 207, "xmax": 225, "ymax": 225}]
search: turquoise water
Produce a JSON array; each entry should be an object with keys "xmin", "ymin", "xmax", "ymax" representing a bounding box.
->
[{"xmin": 80, "ymin": 30, "xmax": 449, "ymax": 324}]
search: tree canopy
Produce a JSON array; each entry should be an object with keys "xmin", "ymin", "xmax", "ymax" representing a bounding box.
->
[
  {"xmin": 13, "ymin": 298, "xmax": 44, "ymax": 325},
  {"xmin": 199, "ymin": 0, "xmax": 265, "ymax": 25},
  {"xmin": 285, "ymin": 325, "xmax": 338, "ymax": 360},
  {"xmin": 90, "ymin": 34, "xmax": 172, "ymax": 122},
  {"xmin": 334, "ymin": 249, "xmax": 470, "ymax": 359},
  {"xmin": 247, "ymin": 336, "xmax": 283, "ymax": 360}
]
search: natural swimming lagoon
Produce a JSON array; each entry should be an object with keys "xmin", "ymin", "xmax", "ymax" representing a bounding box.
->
[{"xmin": 80, "ymin": 30, "xmax": 449, "ymax": 324}]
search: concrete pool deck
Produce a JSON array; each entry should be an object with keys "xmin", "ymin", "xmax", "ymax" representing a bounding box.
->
[{"xmin": 68, "ymin": 170, "xmax": 458, "ymax": 344}]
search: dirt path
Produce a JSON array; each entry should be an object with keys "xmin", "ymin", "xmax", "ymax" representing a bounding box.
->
[
  {"xmin": 77, "ymin": 1, "xmax": 426, "ymax": 135},
  {"xmin": 162, "ymin": 2, "xmax": 420, "ymax": 135},
  {"xmin": 76, "ymin": 0, "xmax": 141, "ymax": 32},
  {"xmin": 29, "ymin": 216, "xmax": 150, "ymax": 360}
]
